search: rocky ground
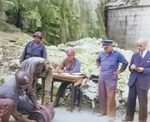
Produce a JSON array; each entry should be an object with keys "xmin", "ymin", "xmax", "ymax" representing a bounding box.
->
[
  {"xmin": 0, "ymin": 31, "xmax": 31, "ymax": 80},
  {"xmin": 0, "ymin": 31, "xmax": 150, "ymax": 122}
]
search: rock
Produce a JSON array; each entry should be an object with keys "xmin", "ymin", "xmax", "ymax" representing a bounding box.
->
[
  {"xmin": 3, "ymin": 62, "xmax": 9, "ymax": 66},
  {"xmin": 0, "ymin": 54, "xmax": 3, "ymax": 60},
  {"xmin": 0, "ymin": 20, "xmax": 20, "ymax": 32},
  {"xmin": 47, "ymin": 45, "xmax": 58, "ymax": 50},
  {"xmin": 67, "ymin": 41, "xmax": 80, "ymax": 46},
  {"xmin": 11, "ymin": 72, "xmax": 16, "ymax": 75},
  {"xmin": 1, "ymin": 0, "xmax": 14, "ymax": 11},
  {"xmin": 13, "ymin": 59, "xmax": 20, "ymax": 66},
  {"xmin": 81, "ymin": 79, "xmax": 98, "ymax": 100},
  {"xmin": 57, "ymin": 44, "xmax": 68, "ymax": 51},
  {"xmin": 0, "ymin": 11, "xmax": 8, "ymax": 21},
  {"xmin": 2, "ymin": 75, "xmax": 14, "ymax": 82},
  {"xmin": 9, "ymin": 62, "xmax": 15, "ymax": 67},
  {"xmin": 93, "ymin": 38, "xmax": 102, "ymax": 45},
  {"xmin": 82, "ymin": 89, "xmax": 98, "ymax": 100},
  {"xmin": 85, "ymin": 80, "xmax": 98, "ymax": 88},
  {"xmin": 122, "ymin": 85, "xmax": 129, "ymax": 100},
  {"xmin": 6, "ymin": 57, "xmax": 13, "ymax": 60},
  {"xmin": 115, "ymin": 94, "xmax": 120, "ymax": 108}
]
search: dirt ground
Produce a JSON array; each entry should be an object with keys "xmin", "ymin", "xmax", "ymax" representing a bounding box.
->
[{"xmin": 9, "ymin": 104, "xmax": 150, "ymax": 122}]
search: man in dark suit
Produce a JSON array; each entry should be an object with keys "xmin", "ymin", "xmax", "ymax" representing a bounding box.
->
[{"xmin": 123, "ymin": 38, "xmax": 150, "ymax": 122}]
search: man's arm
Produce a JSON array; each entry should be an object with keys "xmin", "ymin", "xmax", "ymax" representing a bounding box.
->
[
  {"xmin": 42, "ymin": 45, "xmax": 47, "ymax": 59},
  {"xmin": 118, "ymin": 53, "xmax": 128, "ymax": 72},
  {"xmin": 96, "ymin": 53, "xmax": 101, "ymax": 68},
  {"xmin": 128, "ymin": 54, "xmax": 135, "ymax": 72},
  {"xmin": 142, "ymin": 68, "xmax": 150, "ymax": 74},
  {"xmin": 26, "ymin": 86, "xmax": 37, "ymax": 105},
  {"xmin": 26, "ymin": 86, "xmax": 46, "ymax": 110},
  {"xmin": 59, "ymin": 58, "xmax": 66, "ymax": 70},
  {"xmin": 56, "ymin": 59, "xmax": 66, "ymax": 73}
]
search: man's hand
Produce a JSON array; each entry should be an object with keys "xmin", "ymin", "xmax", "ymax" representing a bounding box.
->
[
  {"xmin": 130, "ymin": 64, "xmax": 136, "ymax": 70},
  {"xmin": 56, "ymin": 67, "xmax": 63, "ymax": 74},
  {"xmin": 113, "ymin": 70, "xmax": 121, "ymax": 75},
  {"xmin": 36, "ymin": 104, "xmax": 46, "ymax": 110},
  {"xmin": 135, "ymin": 67, "xmax": 144, "ymax": 72}
]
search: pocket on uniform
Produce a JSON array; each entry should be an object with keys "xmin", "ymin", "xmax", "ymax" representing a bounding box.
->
[
  {"xmin": 108, "ymin": 58, "xmax": 117, "ymax": 62},
  {"xmin": 101, "ymin": 57, "xmax": 106, "ymax": 61}
]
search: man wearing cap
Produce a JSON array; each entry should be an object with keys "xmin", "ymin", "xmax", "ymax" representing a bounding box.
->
[
  {"xmin": 0, "ymin": 71, "xmax": 45, "ymax": 122},
  {"xmin": 96, "ymin": 40, "xmax": 128, "ymax": 122},
  {"xmin": 53, "ymin": 48, "xmax": 81, "ymax": 108},
  {"xmin": 20, "ymin": 31, "xmax": 47, "ymax": 63},
  {"xmin": 122, "ymin": 38, "xmax": 150, "ymax": 122}
]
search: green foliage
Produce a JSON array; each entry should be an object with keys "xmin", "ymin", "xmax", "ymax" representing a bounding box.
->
[
  {"xmin": 36, "ymin": 82, "xmax": 42, "ymax": 100},
  {"xmin": 0, "ymin": 78, "xmax": 5, "ymax": 86},
  {"xmin": 4, "ymin": 0, "xmax": 108, "ymax": 45}
]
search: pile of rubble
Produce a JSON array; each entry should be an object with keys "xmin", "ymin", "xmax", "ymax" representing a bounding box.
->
[{"xmin": 0, "ymin": 31, "xmax": 136, "ymax": 109}]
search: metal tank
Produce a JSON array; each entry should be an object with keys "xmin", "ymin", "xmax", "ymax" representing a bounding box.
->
[{"xmin": 28, "ymin": 105, "xmax": 55, "ymax": 122}]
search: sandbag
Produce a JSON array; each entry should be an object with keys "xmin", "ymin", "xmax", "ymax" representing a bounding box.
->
[{"xmin": 28, "ymin": 105, "xmax": 55, "ymax": 122}]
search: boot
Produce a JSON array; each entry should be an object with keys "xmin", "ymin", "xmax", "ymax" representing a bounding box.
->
[{"xmin": 53, "ymin": 96, "xmax": 60, "ymax": 107}]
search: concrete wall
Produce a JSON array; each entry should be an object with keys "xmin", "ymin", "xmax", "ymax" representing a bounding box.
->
[{"xmin": 107, "ymin": 5, "xmax": 150, "ymax": 52}]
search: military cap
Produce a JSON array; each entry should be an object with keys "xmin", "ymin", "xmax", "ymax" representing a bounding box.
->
[{"xmin": 102, "ymin": 40, "xmax": 114, "ymax": 46}]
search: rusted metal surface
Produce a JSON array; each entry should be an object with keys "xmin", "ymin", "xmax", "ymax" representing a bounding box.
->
[{"xmin": 28, "ymin": 105, "xmax": 55, "ymax": 122}]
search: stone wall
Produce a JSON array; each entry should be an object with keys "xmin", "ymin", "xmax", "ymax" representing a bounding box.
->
[{"xmin": 107, "ymin": 5, "xmax": 150, "ymax": 52}]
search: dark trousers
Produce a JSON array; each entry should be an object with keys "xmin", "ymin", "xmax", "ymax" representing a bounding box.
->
[
  {"xmin": 0, "ymin": 99, "xmax": 15, "ymax": 122},
  {"xmin": 17, "ymin": 95, "xmax": 35, "ymax": 115},
  {"xmin": 125, "ymin": 80, "xmax": 148, "ymax": 122},
  {"xmin": 56, "ymin": 82, "xmax": 79, "ymax": 99}
]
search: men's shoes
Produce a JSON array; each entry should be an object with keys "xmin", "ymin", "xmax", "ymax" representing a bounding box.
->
[
  {"xmin": 97, "ymin": 113, "xmax": 107, "ymax": 117},
  {"xmin": 122, "ymin": 118, "xmax": 133, "ymax": 122},
  {"xmin": 52, "ymin": 96, "xmax": 60, "ymax": 107},
  {"xmin": 108, "ymin": 117, "xmax": 115, "ymax": 122},
  {"xmin": 53, "ymin": 100, "xmax": 60, "ymax": 107}
]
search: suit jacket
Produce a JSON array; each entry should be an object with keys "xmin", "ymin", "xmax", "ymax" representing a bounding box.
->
[{"xmin": 128, "ymin": 50, "xmax": 150, "ymax": 90}]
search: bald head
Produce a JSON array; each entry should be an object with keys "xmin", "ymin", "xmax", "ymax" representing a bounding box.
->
[
  {"xmin": 136, "ymin": 38, "xmax": 148, "ymax": 52},
  {"xmin": 137, "ymin": 38, "xmax": 148, "ymax": 45}
]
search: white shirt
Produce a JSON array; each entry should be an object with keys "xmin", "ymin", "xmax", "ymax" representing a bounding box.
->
[{"xmin": 140, "ymin": 49, "xmax": 148, "ymax": 58}]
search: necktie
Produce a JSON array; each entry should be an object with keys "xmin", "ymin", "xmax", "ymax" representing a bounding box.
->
[
  {"xmin": 139, "ymin": 52, "xmax": 143, "ymax": 65},
  {"xmin": 140, "ymin": 52, "xmax": 143, "ymax": 58}
]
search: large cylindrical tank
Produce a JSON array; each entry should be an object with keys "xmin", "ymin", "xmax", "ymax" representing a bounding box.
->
[{"xmin": 28, "ymin": 105, "xmax": 55, "ymax": 122}]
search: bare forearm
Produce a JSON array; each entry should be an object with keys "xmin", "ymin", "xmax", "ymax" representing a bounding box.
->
[{"xmin": 119, "ymin": 63, "xmax": 128, "ymax": 72}]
